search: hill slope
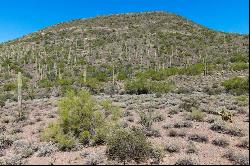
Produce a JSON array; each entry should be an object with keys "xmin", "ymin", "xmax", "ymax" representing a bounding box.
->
[{"xmin": 0, "ymin": 11, "xmax": 249, "ymax": 99}]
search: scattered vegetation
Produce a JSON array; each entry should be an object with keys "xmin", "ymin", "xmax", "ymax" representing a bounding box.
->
[
  {"xmin": 222, "ymin": 77, "xmax": 249, "ymax": 95},
  {"xmin": 210, "ymin": 121, "xmax": 245, "ymax": 137}
]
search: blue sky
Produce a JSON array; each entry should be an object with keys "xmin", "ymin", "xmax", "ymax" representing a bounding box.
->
[{"xmin": 0, "ymin": 0, "xmax": 249, "ymax": 43}]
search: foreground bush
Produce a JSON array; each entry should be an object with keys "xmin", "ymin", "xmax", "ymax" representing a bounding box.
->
[
  {"xmin": 43, "ymin": 90, "xmax": 121, "ymax": 150},
  {"xmin": 106, "ymin": 128, "xmax": 152, "ymax": 163},
  {"xmin": 222, "ymin": 77, "xmax": 249, "ymax": 95}
]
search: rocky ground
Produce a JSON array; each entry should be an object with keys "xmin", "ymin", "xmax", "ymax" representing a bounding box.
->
[{"xmin": 0, "ymin": 70, "xmax": 249, "ymax": 165}]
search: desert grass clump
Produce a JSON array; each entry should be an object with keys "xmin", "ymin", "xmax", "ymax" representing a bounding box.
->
[
  {"xmin": 138, "ymin": 111, "xmax": 154, "ymax": 129},
  {"xmin": 186, "ymin": 108, "xmax": 205, "ymax": 122},
  {"xmin": 153, "ymin": 113, "xmax": 165, "ymax": 122},
  {"xmin": 210, "ymin": 121, "xmax": 245, "ymax": 137},
  {"xmin": 145, "ymin": 128, "xmax": 161, "ymax": 137},
  {"xmin": 230, "ymin": 62, "xmax": 249, "ymax": 71},
  {"xmin": 234, "ymin": 95, "xmax": 248, "ymax": 106},
  {"xmin": 173, "ymin": 121, "xmax": 193, "ymax": 128},
  {"xmin": 0, "ymin": 134, "xmax": 16, "ymax": 150},
  {"xmin": 179, "ymin": 98, "xmax": 200, "ymax": 112},
  {"xmin": 168, "ymin": 129, "xmax": 186, "ymax": 138},
  {"xmin": 223, "ymin": 150, "xmax": 249, "ymax": 165},
  {"xmin": 168, "ymin": 109, "xmax": 178, "ymax": 115},
  {"xmin": 175, "ymin": 157, "xmax": 197, "ymax": 165},
  {"xmin": 212, "ymin": 138, "xmax": 229, "ymax": 148},
  {"xmin": 188, "ymin": 134, "xmax": 209, "ymax": 143},
  {"xmin": 165, "ymin": 143, "xmax": 180, "ymax": 153},
  {"xmin": 106, "ymin": 128, "xmax": 152, "ymax": 164},
  {"xmin": 186, "ymin": 141, "xmax": 198, "ymax": 154},
  {"xmin": 236, "ymin": 138, "xmax": 249, "ymax": 149}
]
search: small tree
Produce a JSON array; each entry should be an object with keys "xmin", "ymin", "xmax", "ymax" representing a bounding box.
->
[{"xmin": 43, "ymin": 90, "xmax": 121, "ymax": 150}]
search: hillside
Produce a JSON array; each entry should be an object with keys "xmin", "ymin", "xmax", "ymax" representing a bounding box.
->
[{"xmin": 0, "ymin": 12, "xmax": 249, "ymax": 99}]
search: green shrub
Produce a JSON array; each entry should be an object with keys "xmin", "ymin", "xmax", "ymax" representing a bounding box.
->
[
  {"xmin": 76, "ymin": 75, "xmax": 102, "ymax": 94},
  {"xmin": 187, "ymin": 108, "xmax": 205, "ymax": 122},
  {"xmin": 43, "ymin": 90, "xmax": 121, "ymax": 150},
  {"xmin": 230, "ymin": 53, "xmax": 248, "ymax": 63},
  {"xmin": 222, "ymin": 77, "xmax": 249, "ymax": 95},
  {"xmin": 106, "ymin": 128, "xmax": 152, "ymax": 163},
  {"xmin": 3, "ymin": 82, "xmax": 17, "ymax": 91},
  {"xmin": 125, "ymin": 79, "xmax": 175, "ymax": 94},
  {"xmin": 38, "ymin": 78, "xmax": 54, "ymax": 88},
  {"xmin": 117, "ymin": 67, "xmax": 132, "ymax": 80},
  {"xmin": 43, "ymin": 123, "xmax": 76, "ymax": 151},
  {"xmin": 179, "ymin": 63, "xmax": 205, "ymax": 76},
  {"xmin": 235, "ymin": 95, "xmax": 248, "ymax": 106},
  {"xmin": 203, "ymin": 83, "xmax": 223, "ymax": 95},
  {"xmin": 148, "ymin": 81, "xmax": 175, "ymax": 94},
  {"xmin": 230, "ymin": 62, "xmax": 249, "ymax": 71},
  {"xmin": 125, "ymin": 78, "xmax": 149, "ymax": 94},
  {"xmin": 55, "ymin": 77, "xmax": 73, "ymax": 86}
]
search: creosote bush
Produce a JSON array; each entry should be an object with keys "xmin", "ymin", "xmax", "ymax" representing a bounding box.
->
[{"xmin": 42, "ymin": 90, "xmax": 121, "ymax": 150}]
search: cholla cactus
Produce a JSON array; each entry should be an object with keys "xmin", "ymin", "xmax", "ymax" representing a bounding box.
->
[
  {"xmin": 17, "ymin": 72, "xmax": 22, "ymax": 111},
  {"xmin": 218, "ymin": 109, "xmax": 233, "ymax": 123}
]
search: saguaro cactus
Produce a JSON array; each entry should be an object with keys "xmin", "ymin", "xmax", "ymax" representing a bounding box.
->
[
  {"xmin": 17, "ymin": 72, "xmax": 22, "ymax": 111},
  {"xmin": 83, "ymin": 67, "xmax": 87, "ymax": 83},
  {"xmin": 204, "ymin": 52, "xmax": 208, "ymax": 76}
]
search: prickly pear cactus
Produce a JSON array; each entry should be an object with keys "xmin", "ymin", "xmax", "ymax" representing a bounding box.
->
[{"xmin": 218, "ymin": 109, "xmax": 233, "ymax": 123}]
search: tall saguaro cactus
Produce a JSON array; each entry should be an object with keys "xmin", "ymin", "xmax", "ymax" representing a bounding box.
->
[
  {"xmin": 17, "ymin": 72, "xmax": 22, "ymax": 111},
  {"xmin": 204, "ymin": 52, "xmax": 208, "ymax": 76}
]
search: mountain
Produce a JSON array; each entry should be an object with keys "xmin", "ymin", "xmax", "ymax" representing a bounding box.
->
[{"xmin": 0, "ymin": 11, "xmax": 249, "ymax": 100}]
